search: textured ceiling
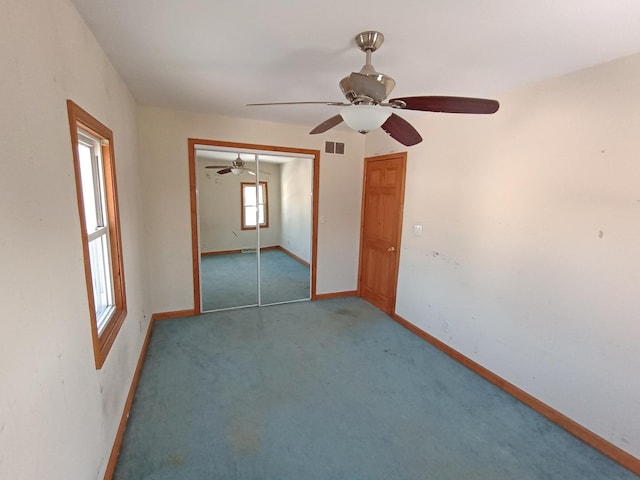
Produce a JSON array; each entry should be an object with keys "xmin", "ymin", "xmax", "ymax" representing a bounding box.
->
[{"xmin": 71, "ymin": 0, "xmax": 640, "ymax": 130}]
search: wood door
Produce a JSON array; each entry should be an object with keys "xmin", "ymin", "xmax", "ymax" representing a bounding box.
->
[{"xmin": 358, "ymin": 152, "xmax": 406, "ymax": 314}]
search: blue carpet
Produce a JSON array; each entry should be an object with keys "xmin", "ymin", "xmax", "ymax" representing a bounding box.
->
[
  {"xmin": 200, "ymin": 249, "xmax": 310, "ymax": 311},
  {"xmin": 114, "ymin": 298, "xmax": 638, "ymax": 479}
]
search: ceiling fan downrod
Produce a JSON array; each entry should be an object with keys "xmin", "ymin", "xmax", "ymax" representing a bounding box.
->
[{"xmin": 355, "ymin": 31, "xmax": 384, "ymax": 75}]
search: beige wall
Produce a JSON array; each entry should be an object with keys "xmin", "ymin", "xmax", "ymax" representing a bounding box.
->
[
  {"xmin": 0, "ymin": 0, "xmax": 151, "ymax": 479},
  {"xmin": 365, "ymin": 52, "xmax": 640, "ymax": 458},
  {"xmin": 138, "ymin": 107, "xmax": 366, "ymax": 313},
  {"xmin": 197, "ymin": 157, "xmax": 282, "ymax": 251},
  {"xmin": 281, "ymin": 157, "xmax": 313, "ymax": 263},
  {"xmin": 197, "ymin": 154, "xmax": 313, "ymax": 262}
]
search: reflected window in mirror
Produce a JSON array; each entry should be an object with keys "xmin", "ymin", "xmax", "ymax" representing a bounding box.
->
[{"xmin": 241, "ymin": 181, "xmax": 269, "ymax": 230}]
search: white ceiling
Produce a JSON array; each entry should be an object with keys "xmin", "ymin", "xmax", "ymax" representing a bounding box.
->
[{"xmin": 71, "ymin": 0, "xmax": 640, "ymax": 130}]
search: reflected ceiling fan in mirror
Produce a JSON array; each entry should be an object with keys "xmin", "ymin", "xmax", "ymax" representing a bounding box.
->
[
  {"xmin": 248, "ymin": 31, "xmax": 499, "ymax": 146},
  {"xmin": 206, "ymin": 154, "xmax": 256, "ymax": 176}
]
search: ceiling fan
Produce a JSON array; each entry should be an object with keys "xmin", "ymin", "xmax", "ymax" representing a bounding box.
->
[
  {"xmin": 248, "ymin": 31, "xmax": 499, "ymax": 146},
  {"xmin": 206, "ymin": 154, "xmax": 256, "ymax": 176}
]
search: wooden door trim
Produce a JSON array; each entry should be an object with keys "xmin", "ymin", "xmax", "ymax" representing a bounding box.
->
[
  {"xmin": 188, "ymin": 138, "xmax": 320, "ymax": 313},
  {"xmin": 357, "ymin": 152, "xmax": 407, "ymax": 314}
]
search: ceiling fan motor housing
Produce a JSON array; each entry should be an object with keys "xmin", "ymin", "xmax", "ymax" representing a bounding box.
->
[
  {"xmin": 340, "ymin": 31, "xmax": 395, "ymax": 103},
  {"xmin": 339, "ymin": 73, "xmax": 395, "ymax": 103}
]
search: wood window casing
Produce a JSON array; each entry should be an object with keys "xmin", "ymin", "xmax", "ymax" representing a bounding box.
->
[{"xmin": 67, "ymin": 100, "xmax": 127, "ymax": 369}]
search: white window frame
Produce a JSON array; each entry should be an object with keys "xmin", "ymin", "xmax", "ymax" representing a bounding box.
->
[{"xmin": 77, "ymin": 130, "xmax": 116, "ymax": 333}]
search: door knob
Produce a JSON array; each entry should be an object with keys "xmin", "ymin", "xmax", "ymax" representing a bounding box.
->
[{"xmin": 388, "ymin": 246, "xmax": 396, "ymax": 253}]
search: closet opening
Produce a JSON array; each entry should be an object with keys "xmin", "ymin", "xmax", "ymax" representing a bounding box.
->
[{"xmin": 188, "ymin": 139, "xmax": 320, "ymax": 313}]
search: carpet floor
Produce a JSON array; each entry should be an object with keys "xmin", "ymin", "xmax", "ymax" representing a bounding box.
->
[
  {"xmin": 114, "ymin": 297, "xmax": 638, "ymax": 479},
  {"xmin": 200, "ymin": 249, "xmax": 310, "ymax": 311}
]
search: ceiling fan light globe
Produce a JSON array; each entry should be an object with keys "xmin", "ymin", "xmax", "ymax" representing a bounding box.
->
[
  {"xmin": 340, "ymin": 105, "xmax": 391, "ymax": 133},
  {"xmin": 231, "ymin": 168, "xmax": 245, "ymax": 176}
]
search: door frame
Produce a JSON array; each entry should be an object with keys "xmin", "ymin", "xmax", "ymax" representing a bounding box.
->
[
  {"xmin": 357, "ymin": 152, "xmax": 407, "ymax": 315},
  {"xmin": 188, "ymin": 138, "xmax": 320, "ymax": 314}
]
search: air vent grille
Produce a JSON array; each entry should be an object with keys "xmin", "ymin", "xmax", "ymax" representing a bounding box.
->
[{"xmin": 325, "ymin": 141, "xmax": 345, "ymax": 155}]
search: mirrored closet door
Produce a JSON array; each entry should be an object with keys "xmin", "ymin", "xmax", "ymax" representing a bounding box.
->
[{"xmin": 194, "ymin": 143, "xmax": 315, "ymax": 312}]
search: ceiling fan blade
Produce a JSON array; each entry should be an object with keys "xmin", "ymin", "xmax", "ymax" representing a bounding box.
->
[
  {"xmin": 390, "ymin": 96, "xmax": 499, "ymax": 114},
  {"xmin": 216, "ymin": 168, "xmax": 232, "ymax": 175},
  {"xmin": 381, "ymin": 113, "xmax": 423, "ymax": 146},
  {"xmin": 206, "ymin": 165, "xmax": 232, "ymax": 169},
  {"xmin": 247, "ymin": 101, "xmax": 346, "ymax": 106},
  {"xmin": 247, "ymin": 170, "xmax": 256, "ymax": 176},
  {"xmin": 309, "ymin": 114, "xmax": 344, "ymax": 134}
]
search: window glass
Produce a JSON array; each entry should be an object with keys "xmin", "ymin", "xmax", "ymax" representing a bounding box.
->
[{"xmin": 241, "ymin": 182, "xmax": 268, "ymax": 229}]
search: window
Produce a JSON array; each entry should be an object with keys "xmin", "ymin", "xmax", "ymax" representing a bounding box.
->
[
  {"xmin": 241, "ymin": 181, "xmax": 269, "ymax": 230},
  {"xmin": 67, "ymin": 100, "xmax": 127, "ymax": 369}
]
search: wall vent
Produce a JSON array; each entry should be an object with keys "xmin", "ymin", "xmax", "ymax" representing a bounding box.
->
[{"xmin": 325, "ymin": 141, "xmax": 345, "ymax": 155}]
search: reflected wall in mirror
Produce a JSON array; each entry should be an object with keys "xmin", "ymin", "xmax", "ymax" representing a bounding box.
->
[
  {"xmin": 260, "ymin": 156, "xmax": 313, "ymax": 305},
  {"xmin": 195, "ymin": 146, "xmax": 314, "ymax": 311},
  {"xmin": 197, "ymin": 153, "xmax": 259, "ymax": 310}
]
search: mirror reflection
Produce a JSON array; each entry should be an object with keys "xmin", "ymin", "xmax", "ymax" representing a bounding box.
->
[{"xmin": 196, "ymin": 148, "xmax": 312, "ymax": 311}]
